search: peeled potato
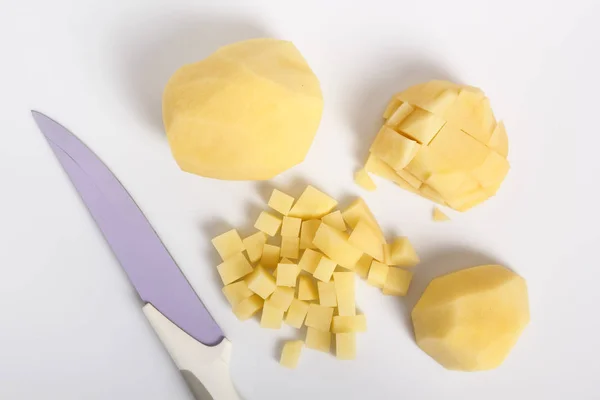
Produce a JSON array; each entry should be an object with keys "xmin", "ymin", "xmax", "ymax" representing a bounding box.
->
[
  {"xmin": 163, "ymin": 39, "xmax": 323, "ymax": 180},
  {"xmin": 411, "ymin": 265, "xmax": 529, "ymax": 371},
  {"xmin": 364, "ymin": 80, "xmax": 509, "ymax": 211}
]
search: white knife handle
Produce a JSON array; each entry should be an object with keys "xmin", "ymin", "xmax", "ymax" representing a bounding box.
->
[{"xmin": 142, "ymin": 304, "xmax": 241, "ymax": 400}]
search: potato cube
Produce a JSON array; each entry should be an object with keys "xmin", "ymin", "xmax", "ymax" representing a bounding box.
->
[
  {"xmin": 298, "ymin": 248, "xmax": 322, "ymax": 274},
  {"xmin": 488, "ymin": 121, "xmax": 508, "ymax": 157},
  {"xmin": 432, "ymin": 207, "xmax": 450, "ymax": 221},
  {"xmin": 383, "ymin": 98, "xmax": 402, "ymax": 119},
  {"xmin": 341, "ymin": 198, "xmax": 385, "ymax": 242},
  {"xmin": 397, "ymin": 107, "xmax": 446, "ymax": 145},
  {"xmin": 254, "ymin": 211, "xmax": 282, "ymax": 237},
  {"xmin": 331, "ymin": 315, "xmax": 367, "ymax": 333},
  {"xmin": 354, "ymin": 254, "xmax": 373, "ymax": 279},
  {"xmin": 389, "ymin": 237, "xmax": 420, "ymax": 267},
  {"xmin": 321, "ymin": 210, "xmax": 347, "ymax": 231},
  {"xmin": 222, "ymin": 280, "xmax": 253, "ymax": 306},
  {"xmin": 333, "ymin": 272, "xmax": 355, "ymax": 316},
  {"xmin": 260, "ymin": 300, "xmax": 284, "ymax": 329},
  {"xmin": 336, "ymin": 333, "xmax": 356, "ymax": 360},
  {"xmin": 365, "ymin": 153, "xmax": 420, "ymax": 193},
  {"xmin": 211, "ymin": 229, "xmax": 245, "ymax": 260},
  {"xmin": 305, "ymin": 304, "xmax": 334, "ymax": 331},
  {"xmin": 242, "ymin": 232, "xmax": 267, "ymax": 263},
  {"xmin": 280, "ymin": 236, "xmax": 300, "ymax": 259},
  {"xmin": 383, "ymin": 268, "xmax": 413, "ymax": 296},
  {"xmin": 269, "ymin": 286, "xmax": 295, "ymax": 311},
  {"xmin": 305, "ymin": 327, "xmax": 331, "ymax": 353},
  {"xmin": 276, "ymin": 263, "xmax": 300, "ymax": 287},
  {"xmin": 354, "ymin": 168, "xmax": 377, "ymax": 191},
  {"xmin": 246, "ymin": 265, "xmax": 277, "ymax": 299},
  {"xmin": 289, "ymin": 185, "xmax": 338, "ymax": 219},
  {"xmin": 285, "ymin": 299, "xmax": 310, "ymax": 328},
  {"xmin": 385, "ymin": 101, "xmax": 414, "ymax": 127},
  {"xmin": 348, "ymin": 220, "xmax": 384, "ymax": 262},
  {"xmin": 313, "ymin": 223, "xmax": 363, "ymax": 269},
  {"xmin": 260, "ymin": 244, "xmax": 280, "ymax": 269},
  {"xmin": 232, "ymin": 294, "xmax": 264, "ymax": 320},
  {"xmin": 300, "ymin": 219, "xmax": 321, "ymax": 249},
  {"xmin": 367, "ymin": 261, "xmax": 389, "ymax": 288},
  {"xmin": 370, "ymin": 126, "xmax": 421, "ymax": 171},
  {"xmin": 297, "ymin": 275, "xmax": 318, "ymax": 301},
  {"xmin": 216, "ymin": 253, "xmax": 253, "ymax": 285},
  {"xmin": 427, "ymin": 124, "xmax": 490, "ymax": 172},
  {"xmin": 281, "ymin": 216, "xmax": 302, "ymax": 237},
  {"xmin": 280, "ymin": 340, "xmax": 303, "ymax": 369},
  {"xmin": 317, "ymin": 281, "xmax": 337, "ymax": 307},
  {"xmin": 268, "ymin": 189, "xmax": 295, "ymax": 216},
  {"xmin": 280, "ymin": 258, "xmax": 294, "ymax": 264},
  {"xmin": 313, "ymin": 256, "xmax": 337, "ymax": 282}
]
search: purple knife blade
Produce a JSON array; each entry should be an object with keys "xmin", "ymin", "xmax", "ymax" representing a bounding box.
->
[{"xmin": 32, "ymin": 111, "xmax": 224, "ymax": 346}]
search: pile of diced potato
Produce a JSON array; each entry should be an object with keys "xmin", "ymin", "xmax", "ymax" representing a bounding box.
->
[{"xmin": 213, "ymin": 185, "xmax": 419, "ymax": 369}]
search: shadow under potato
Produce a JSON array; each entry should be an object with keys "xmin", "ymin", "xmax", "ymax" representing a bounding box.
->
[
  {"xmin": 114, "ymin": 16, "xmax": 270, "ymax": 135},
  {"xmin": 398, "ymin": 248, "xmax": 500, "ymax": 341},
  {"xmin": 346, "ymin": 59, "xmax": 458, "ymax": 165}
]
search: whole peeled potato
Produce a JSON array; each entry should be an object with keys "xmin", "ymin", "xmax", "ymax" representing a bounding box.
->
[
  {"xmin": 411, "ymin": 265, "xmax": 529, "ymax": 371},
  {"xmin": 162, "ymin": 38, "xmax": 323, "ymax": 180}
]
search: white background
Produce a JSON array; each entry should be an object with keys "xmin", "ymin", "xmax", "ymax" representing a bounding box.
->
[{"xmin": 0, "ymin": 0, "xmax": 597, "ymax": 399}]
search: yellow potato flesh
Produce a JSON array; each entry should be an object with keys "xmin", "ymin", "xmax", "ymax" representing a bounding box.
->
[
  {"xmin": 365, "ymin": 80, "xmax": 510, "ymax": 211},
  {"xmin": 411, "ymin": 265, "xmax": 529, "ymax": 371},
  {"xmin": 163, "ymin": 39, "xmax": 323, "ymax": 180}
]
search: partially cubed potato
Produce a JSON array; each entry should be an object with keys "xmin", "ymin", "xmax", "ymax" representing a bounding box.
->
[
  {"xmin": 370, "ymin": 126, "xmax": 421, "ymax": 170},
  {"xmin": 305, "ymin": 304, "xmax": 334, "ymax": 331},
  {"xmin": 285, "ymin": 298, "xmax": 310, "ymax": 328},
  {"xmin": 321, "ymin": 210, "xmax": 347, "ymax": 231},
  {"xmin": 365, "ymin": 153, "xmax": 420, "ymax": 193},
  {"xmin": 246, "ymin": 265, "xmax": 277, "ymax": 299},
  {"xmin": 232, "ymin": 294, "xmax": 264, "ymax": 320},
  {"xmin": 281, "ymin": 216, "xmax": 302, "ymax": 237},
  {"xmin": 426, "ymin": 124, "xmax": 490, "ymax": 172},
  {"xmin": 242, "ymin": 232, "xmax": 267, "ymax": 263},
  {"xmin": 313, "ymin": 256, "xmax": 337, "ymax": 282},
  {"xmin": 333, "ymin": 272, "xmax": 356, "ymax": 316},
  {"xmin": 318, "ymin": 281, "xmax": 337, "ymax": 307},
  {"xmin": 254, "ymin": 211, "xmax": 283, "ymax": 237},
  {"xmin": 488, "ymin": 121, "xmax": 508, "ymax": 157},
  {"xmin": 471, "ymin": 151, "xmax": 510, "ymax": 188},
  {"xmin": 280, "ymin": 340, "xmax": 303, "ymax": 369},
  {"xmin": 276, "ymin": 263, "xmax": 300, "ymax": 287},
  {"xmin": 331, "ymin": 315, "xmax": 367, "ymax": 333},
  {"xmin": 354, "ymin": 254, "xmax": 373, "ymax": 279},
  {"xmin": 312, "ymin": 223, "xmax": 363, "ymax": 269},
  {"xmin": 305, "ymin": 327, "xmax": 331, "ymax": 352},
  {"xmin": 367, "ymin": 261, "xmax": 389, "ymax": 288},
  {"xmin": 269, "ymin": 286, "xmax": 295, "ymax": 311},
  {"xmin": 297, "ymin": 275, "xmax": 318, "ymax": 301},
  {"xmin": 341, "ymin": 198, "xmax": 385, "ymax": 242},
  {"xmin": 217, "ymin": 253, "xmax": 253, "ymax": 285},
  {"xmin": 348, "ymin": 220, "xmax": 384, "ymax": 262},
  {"xmin": 389, "ymin": 237, "xmax": 420, "ymax": 267},
  {"xmin": 397, "ymin": 107, "xmax": 446, "ymax": 145},
  {"xmin": 336, "ymin": 333, "xmax": 356, "ymax": 360},
  {"xmin": 260, "ymin": 244, "xmax": 280, "ymax": 269},
  {"xmin": 281, "ymin": 236, "xmax": 300, "ymax": 259},
  {"xmin": 383, "ymin": 268, "xmax": 413, "ymax": 296},
  {"xmin": 212, "ymin": 229, "xmax": 245, "ymax": 260},
  {"xmin": 426, "ymin": 171, "xmax": 473, "ymax": 199},
  {"xmin": 268, "ymin": 189, "xmax": 295, "ymax": 216},
  {"xmin": 298, "ymin": 248, "xmax": 322, "ymax": 274},
  {"xmin": 222, "ymin": 280, "xmax": 253, "ymax": 306},
  {"xmin": 300, "ymin": 219, "xmax": 321, "ymax": 249},
  {"xmin": 260, "ymin": 300, "xmax": 284, "ymax": 329},
  {"xmin": 289, "ymin": 185, "xmax": 338, "ymax": 219},
  {"xmin": 385, "ymin": 101, "xmax": 414, "ymax": 127},
  {"xmin": 354, "ymin": 168, "xmax": 377, "ymax": 191}
]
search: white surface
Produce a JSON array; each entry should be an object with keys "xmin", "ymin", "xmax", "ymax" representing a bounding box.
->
[
  {"xmin": 143, "ymin": 304, "xmax": 239, "ymax": 400},
  {"xmin": 0, "ymin": 0, "xmax": 597, "ymax": 399}
]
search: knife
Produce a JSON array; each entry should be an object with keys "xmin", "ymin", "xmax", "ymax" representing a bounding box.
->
[{"xmin": 32, "ymin": 111, "xmax": 241, "ymax": 400}]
